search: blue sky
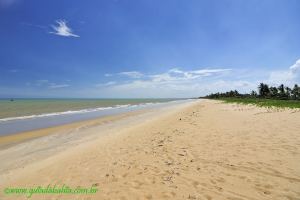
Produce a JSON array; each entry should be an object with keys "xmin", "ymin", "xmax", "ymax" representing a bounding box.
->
[{"xmin": 0, "ymin": 0, "xmax": 299, "ymax": 98}]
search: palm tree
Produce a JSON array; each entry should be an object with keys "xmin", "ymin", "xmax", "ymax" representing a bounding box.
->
[
  {"xmin": 278, "ymin": 84, "xmax": 285, "ymax": 99},
  {"xmin": 258, "ymin": 83, "xmax": 270, "ymax": 98},
  {"xmin": 250, "ymin": 90, "xmax": 257, "ymax": 97},
  {"xmin": 204, "ymin": 83, "xmax": 300, "ymax": 100},
  {"xmin": 269, "ymin": 87, "xmax": 278, "ymax": 98},
  {"xmin": 285, "ymin": 86, "xmax": 292, "ymax": 99},
  {"xmin": 292, "ymin": 84, "xmax": 300, "ymax": 100},
  {"xmin": 258, "ymin": 83, "xmax": 264, "ymax": 97}
]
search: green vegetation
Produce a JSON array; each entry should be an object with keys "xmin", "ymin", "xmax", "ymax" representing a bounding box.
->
[
  {"xmin": 218, "ymin": 98, "xmax": 300, "ymax": 109},
  {"xmin": 202, "ymin": 83, "xmax": 300, "ymax": 108}
]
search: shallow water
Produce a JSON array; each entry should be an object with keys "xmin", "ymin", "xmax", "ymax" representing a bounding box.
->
[
  {"xmin": 0, "ymin": 98, "xmax": 180, "ymax": 120},
  {"xmin": 0, "ymin": 99, "xmax": 193, "ymax": 136}
]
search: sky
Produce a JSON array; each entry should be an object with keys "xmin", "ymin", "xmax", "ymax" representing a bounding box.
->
[{"xmin": 0, "ymin": 0, "xmax": 299, "ymax": 98}]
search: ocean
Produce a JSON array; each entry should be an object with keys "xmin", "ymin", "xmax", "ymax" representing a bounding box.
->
[
  {"xmin": 0, "ymin": 98, "xmax": 180, "ymax": 121},
  {"xmin": 0, "ymin": 98, "xmax": 191, "ymax": 135}
]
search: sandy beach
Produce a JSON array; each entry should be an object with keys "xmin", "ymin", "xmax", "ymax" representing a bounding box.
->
[{"xmin": 1, "ymin": 99, "xmax": 300, "ymax": 200}]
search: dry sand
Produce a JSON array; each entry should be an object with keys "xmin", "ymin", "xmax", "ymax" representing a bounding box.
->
[{"xmin": 0, "ymin": 99, "xmax": 300, "ymax": 200}]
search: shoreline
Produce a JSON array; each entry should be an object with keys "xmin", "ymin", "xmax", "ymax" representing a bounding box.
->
[
  {"xmin": 0, "ymin": 99, "xmax": 192, "ymax": 136},
  {"xmin": 1, "ymin": 99, "xmax": 300, "ymax": 199},
  {"xmin": 0, "ymin": 100, "xmax": 197, "ymax": 185},
  {"xmin": 0, "ymin": 98, "xmax": 182, "ymax": 120},
  {"xmin": 0, "ymin": 109, "xmax": 146, "ymax": 150}
]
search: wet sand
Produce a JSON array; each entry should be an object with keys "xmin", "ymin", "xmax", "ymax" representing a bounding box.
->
[{"xmin": 1, "ymin": 100, "xmax": 300, "ymax": 199}]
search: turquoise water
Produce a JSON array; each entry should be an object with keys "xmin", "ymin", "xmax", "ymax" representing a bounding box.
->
[{"xmin": 0, "ymin": 98, "xmax": 180, "ymax": 120}]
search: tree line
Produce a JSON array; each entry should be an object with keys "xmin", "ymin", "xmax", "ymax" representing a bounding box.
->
[{"xmin": 205, "ymin": 83, "xmax": 300, "ymax": 100}]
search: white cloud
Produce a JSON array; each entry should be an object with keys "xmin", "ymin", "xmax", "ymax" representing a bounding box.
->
[
  {"xmin": 48, "ymin": 84, "xmax": 70, "ymax": 89},
  {"xmin": 150, "ymin": 72, "xmax": 177, "ymax": 82},
  {"xmin": 34, "ymin": 80, "xmax": 70, "ymax": 89},
  {"xmin": 105, "ymin": 68, "xmax": 230, "ymax": 82},
  {"xmin": 290, "ymin": 59, "xmax": 300, "ymax": 72},
  {"xmin": 165, "ymin": 68, "xmax": 232, "ymax": 80},
  {"xmin": 209, "ymin": 80, "xmax": 257, "ymax": 93},
  {"xmin": 267, "ymin": 58, "xmax": 300, "ymax": 86},
  {"xmin": 36, "ymin": 79, "xmax": 49, "ymax": 86},
  {"xmin": 98, "ymin": 79, "xmax": 255, "ymax": 98},
  {"xmin": 189, "ymin": 69, "xmax": 232, "ymax": 76},
  {"xmin": 147, "ymin": 68, "xmax": 231, "ymax": 83},
  {"xmin": 95, "ymin": 81, "xmax": 116, "ymax": 87},
  {"xmin": 50, "ymin": 20, "xmax": 79, "ymax": 38},
  {"xmin": 119, "ymin": 71, "xmax": 144, "ymax": 78},
  {"xmin": 98, "ymin": 67, "xmax": 233, "ymax": 97},
  {"xmin": 268, "ymin": 71, "xmax": 295, "ymax": 84}
]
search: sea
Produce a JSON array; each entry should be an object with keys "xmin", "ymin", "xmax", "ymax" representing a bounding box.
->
[{"xmin": 0, "ymin": 98, "xmax": 192, "ymax": 135}]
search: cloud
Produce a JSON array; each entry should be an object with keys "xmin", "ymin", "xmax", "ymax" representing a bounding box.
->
[
  {"xmin": 290, "ymin": 59, "xmax": 300, "ymax": 72},
  {"xmin": 267, "ymin": 58, "xmax": 300, "ymax": 86},
  {"xmin": 268, "ymin": 71, "xmax": 295, "ymax": 84},
  {"xmin": 152, "ymin": 68, "xmax": 232, "ymax": 82},
  {"xmin": 50, "ymin": 20, "xmax": 79, "ymax": 37},
  {"xmin": 48, "ymin": 84, "xmax": 70, "ymax": 89},
  {"xmin": 98, "ymin": 67, "xmax": 233, "ymax": 97},
  {"xmin": 98, "ymin": 79, "xmax": 255, "ymax": 98},
  {"xmin": 34, "ymin": 80, "xmax": 70, "ymax": 89},
  {"xmin": 119, "ymin": 71, "xmax": 144, "ymax": 78},
  {"xmin": 95, "ymin": 81, "xmax": 116, "ymax": 87},
  {"xmin": 79, "ymin": 60, "xmax": 300, "ymax": 98},
  {"xmin": 36, "ymin": 79, "xmax": 49, "ymax": 86},
  {"xmin": 106, "ymin": 68, "xmax": 230, "ymax": 82},
  {"xmin": 187, "ymin": 69, "xmax": 232, "ymax": 77}
]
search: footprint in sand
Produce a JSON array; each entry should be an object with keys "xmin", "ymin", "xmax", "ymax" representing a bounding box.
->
[
  {"xmin": 162, "ymin": 191, "xmax": 176, "ymax": 198},
  {"xmin": 216, "ymin": 177, "xmax": 226, "ymax": 183},
  {"xmin": 131, "ymin": 180, "xmax": 144, "ymax": 189},
  {"xmin": 145, "ymin": 194, "xmax": 153, "ymax": 199},
  {"xmin": 204, "ymin": 194, "xmax": 212, "ymax": 200}
]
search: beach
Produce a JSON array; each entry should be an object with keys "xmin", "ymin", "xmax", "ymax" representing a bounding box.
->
[{"xmin": 1, "ymin": 99, "xmax": 300, "ymax": 199}]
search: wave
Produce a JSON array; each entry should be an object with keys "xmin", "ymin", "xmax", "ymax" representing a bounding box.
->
[
  {"xmin": 0, "ymin": 104, "xmax": 132, "ymax": 122},
  {"xmin": 0, "ymin": 100, "xmax": 187, "ymax": 123}
]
